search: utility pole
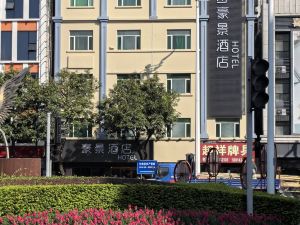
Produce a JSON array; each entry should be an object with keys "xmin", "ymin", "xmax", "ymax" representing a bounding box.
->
[
  {"xmin": 267, "ymin": 0, "xmax": 275, "ymax": 194},
  {"xmin": 246, "ymin": 0, "xmax": 256, "ymax": 215},
  {"xmin": 46, "ymin": 112, "xmax": 51, "ymax": 177}
]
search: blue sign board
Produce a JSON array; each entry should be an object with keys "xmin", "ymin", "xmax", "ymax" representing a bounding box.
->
[{"xmin": 137, "ymin": 160, "xmax": 158, "ymax": 175}]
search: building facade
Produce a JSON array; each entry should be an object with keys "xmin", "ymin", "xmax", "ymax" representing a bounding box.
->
[
  {"xmin": 0, "ymin": 0, "xmax": 51, "ymax": 82},
  {"xmin": 261, "ymin": 0, "xmax": 300, "ymax": 172},
  {"xmin": 52, "ymin": 0, "xmax": 252, "ymax": 176},
  {"xmin": 53, "ymin": 0, "xmax": 300, "ymax": 176}
]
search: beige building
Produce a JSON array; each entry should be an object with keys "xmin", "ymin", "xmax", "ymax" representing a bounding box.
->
[
  {"xmin": 53, "ymin": 0, "xmax": 251, "ymax": 176},
  {"xmin": 54, "ymin": 0, "xmax": 198, "ymax": 163}
]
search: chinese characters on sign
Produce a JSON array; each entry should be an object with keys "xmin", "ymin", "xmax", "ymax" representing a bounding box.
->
[
  {"xmin": 207, "ymin": 0, "xmax": 242, "ymax": 117},
  {"xmin": 59, "ymin": 140, "xmax": 153, "ymax": 163},
  {"xmin": 137, "ymin": 160, "xmax": 158, "ymax": 175},
  {"xmin": 215, "ymin": 0, "xmax": 240, "ymax": 70},
  {"xmin": 80, "ymin": 143, "xmax": 137, "ymax": 161},
  {"xmin": 201, "ymin": 142, "xmax": 249, "ymax": 163}
]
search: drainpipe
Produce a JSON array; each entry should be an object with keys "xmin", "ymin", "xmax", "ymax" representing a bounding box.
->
[{"xmin": 195, "ymin": 0, "xmax": 201, "ymax": 175}]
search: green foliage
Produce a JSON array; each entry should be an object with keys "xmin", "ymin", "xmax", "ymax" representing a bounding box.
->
[
  {"xmin": 0, "ymin": 69, "xmax": 98, "ymax": 143},
  {"xmin": 0, "ymin": 183, "xmax": 298, "ymax": 224},
  {"xmin": 99, "ymin": 76, "xmax": 179, "ymax": 158}
]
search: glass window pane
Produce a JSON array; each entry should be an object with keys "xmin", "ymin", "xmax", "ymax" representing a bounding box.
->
[
  {"xmin": 173, "ymin": 0, "xmax": 186, "ymax": 5},
  {"xmin": 167, "ymin": 80, "xmax": 171, "ymax": 91},
  {"xmin": 186, "ymin": 123, "xmax": 191, "ymax": 137},
  {"xmin": 172, "ymin": 122, "xmax": 185, "ymax": 137},
  {"xmin": 216, "ymin": 124, "xmax": 220, "ymax": 137},
  {"xmin": 76, "ymin": 36, "xmax": 88, "ymax": 50},
  {"xmin": 172, "ymin": 79, "xmax": 185, "ymax": 93},
  {"xmin": 123, "ymin": 36, "xmax": 135, "ymax": 50},
  {"xmin": 89, "ymin": 36, "xmax": 93, "ymax": 50},
  {"xmin": 76, "ymin": 0, "xmax": 89, "ymax": 6},
  {"xmin": 167, "ymin": 36, "xmax": 172, "ymax": 49},
  {"xmin": 235, "ymin": 124, "xmax": 240, "ymax": 137},
  {"xmin": 136, "ymin": 36, "xmax": 140, "ymax": 49},
  {"xmin": 173, "ymin": 36, "xmax": 185, "ymax": 49},
  {"xmin": 187, "ymin": 36, "xmax": 191, "ymax": 49},
  {"xmin": 123, "ymin": 0, "xmax": 136, "ymax": 6},
  {"xmin": 221, "ymin": 123, "xmax": 234, "ymax": 137},
  {"xmin": 186, "ymin": 79, "xmax": 191, "ymax": 93},
  {"xmin": 118, "ymin": 37, "xmax": 122, "ymax": 49}
]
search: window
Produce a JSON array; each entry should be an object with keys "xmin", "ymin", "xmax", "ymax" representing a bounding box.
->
[
  {"xmin": 117, "ymin": 30, "xmax": 141, "ymax": 50},
  {"xmin": 167, "ymin": 118, "xmax": 191, "ymax": 138},
  {"xmin": 117, "ymin": 74, "xmax": 141, "ymax": 80},
  {"xmin": 216, "ymin": 120, "xmax": 240, "ymax": 138},
  {"xmin": 1, "ymin": 32, "xmax": 12, "ymax": 60},
  {"xmin": 70, "ymin": 31, "xmax": 93, "ymax": 51},
  {"xmin": 118, "ymin": 0, "xmax": 141, "ymax": 6},
  {"xmin": 275, "ymin": 32, "xmax": 291, "ymax": 135},
  {"xmin": 70, "ymin": 0, "xmax": 93, "ymax": 6},
  {"xmin": 29, "ymin": 0, "xmax": 39, "ymax": 18},
  {"xmin": 167, "ymin": 0, "xmax": 191, "ymax": 6},
  {"xmin": 17, "ymin": 31, "xmax": 37, "ymax": 60},
  {"xmin": 167, "ymin": 30, "xmax": 191, "ymax": 49},
  {"xmin": 68, "ymin": 123, "xmax": 92, "ymax": 138},
  {"xmin": 167, "ymin": 74, "xmax": 191, "ymax": 94},
  {"xmin": 6, "ymin": 0, "xmax": 23, "ymax": 19}
]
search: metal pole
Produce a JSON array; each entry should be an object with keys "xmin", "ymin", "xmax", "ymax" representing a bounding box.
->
[
  {"xmin": 46, "ymin": 112, "xmax": 51, "ymax": 177},
  {"xmin": 246, "ymin": 57, "xmax": 253, "ymax": 215},
  {"xmin": 0, "ymin": 129, "xmax": 10, "ymax": 159},
  {"xmin": 267, "ymin": 0, "xmax": 275, "ymax": 194},
  {"xmin": 200, "ymin": 0, "xmax": 209, "ymax": 140},
  {"xmin": 195, "ymin": 0, "xmax": 201, "ymax": 176},
  {"xmin": 246, "ymin": 0, "xmax": 255, "ymax": 215}
]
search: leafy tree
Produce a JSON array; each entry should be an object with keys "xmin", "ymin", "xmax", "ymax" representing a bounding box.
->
[
  {"xmin": 99, "ymin": 75, "xmax": 179, "ymax": 159},
  {"xmin": 0, "ymin": 69, "xmax": 98, "ymax": 145}
]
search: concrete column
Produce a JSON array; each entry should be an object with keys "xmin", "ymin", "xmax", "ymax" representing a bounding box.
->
[
  {"xmin": 53, "ymin": 0, "xmax": 62, "ymax": 79},
  {"xmin": 0, "ymin": 0, "xmax": 5, "ymax": 19},
  {"xmin": 39, "ymin": 0, "xmax": 50, "ymax": 83},
  {"xmin": 98, "ymin": 0, "xmax": 108, "ymax": 101},
  {"xmin": 12, "ymin": 22, "xmax": 18, "ymax": 61},
  {"xmin": 23, "ymin": 0, "xmax": 29, "ymax": 19},
  {"xmin": 200, "ymin": 0, "xmax": 209, "ymax": 139}
]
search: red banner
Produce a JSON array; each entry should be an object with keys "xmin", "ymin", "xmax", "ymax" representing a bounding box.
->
[{"xmin": 201, "ymin": 142, "xmax": 253, "ymax": 164}]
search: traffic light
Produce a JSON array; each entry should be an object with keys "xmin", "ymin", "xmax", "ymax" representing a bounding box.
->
[{"xmin": 251, "ymin": 58, "xmax": 269, "ymax": 110}]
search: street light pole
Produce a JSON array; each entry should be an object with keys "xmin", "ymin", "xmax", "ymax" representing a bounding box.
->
[
  {"xmin": 246, "ymin": 0, "xmax": 256, "ymax": 215},
  {"xmin": 267, "ymin": 0, "xmax": 275, "ymax": 194},
  {"xmin": 46, "ymin": 112, "xmax": 51, "ymax": 177}
]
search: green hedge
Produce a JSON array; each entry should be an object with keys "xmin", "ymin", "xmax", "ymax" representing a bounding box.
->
[{"xmin": 0, "ymin": 183, "xmax": 299, "ymax": 224}]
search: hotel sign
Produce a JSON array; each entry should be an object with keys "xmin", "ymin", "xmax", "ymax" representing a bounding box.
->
[
  {"xmin": 55, "ymin": 140, "xmax": 153, "ymax": 163},
  {"xmin": 207, "ymin": 0, "xmax": 243, "ymax": 117}
]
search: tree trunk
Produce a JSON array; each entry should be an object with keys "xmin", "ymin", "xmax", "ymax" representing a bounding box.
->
[{"xmin": 58, "ymin": 139, "xmax": 66, "ymax": 176}]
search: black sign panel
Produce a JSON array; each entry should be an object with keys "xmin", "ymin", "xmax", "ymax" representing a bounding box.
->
[
  {"xmin": 207, "ymin": 0, "xmax": 243, "ymax": 117},
  {"xmin": 55, "ymin": 140, "xmax": 153, "ymax": 163}
]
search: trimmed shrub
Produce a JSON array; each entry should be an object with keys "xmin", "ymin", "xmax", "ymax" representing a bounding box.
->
[{"xmin": 0, "ymin": 183, "xmax": 298, "ymax": 224}]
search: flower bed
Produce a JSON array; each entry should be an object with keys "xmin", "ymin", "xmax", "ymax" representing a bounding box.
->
[{"xmin": 0, "ymin": 207, "xmax": 282, "ymax": 225}]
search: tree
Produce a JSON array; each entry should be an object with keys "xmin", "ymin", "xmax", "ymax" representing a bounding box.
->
[
  {"xmin": 0, "ymin": 69, "xmax": 98, "ymax": 145},
  {"xmin": 99, "ymin": 75, "xmax": 179, "ymax": 159}
]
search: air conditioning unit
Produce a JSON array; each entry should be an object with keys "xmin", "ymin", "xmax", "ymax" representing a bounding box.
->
[
  {"xmin": 28, "ymin": 43, "xmax": 37, "ymax": 51},
  {"xmin": 276, "ymin": 108, "xmax": 287, "ymax": 116},
  {"xmin": 6, "ymin": 0, "xmax": 14, "ymax": 10},
  {"xmin": 276, "ymin": 66, "xmax": 286, "ymax": 74}
]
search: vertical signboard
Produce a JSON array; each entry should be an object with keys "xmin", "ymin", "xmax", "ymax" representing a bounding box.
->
[
  {"xmin": 207, "ymin": 0, "xmax": 243, "ymax": 117},
  {"xmin": 293, "ymin": 31, "xmax": 300, "ymax": 133}
]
